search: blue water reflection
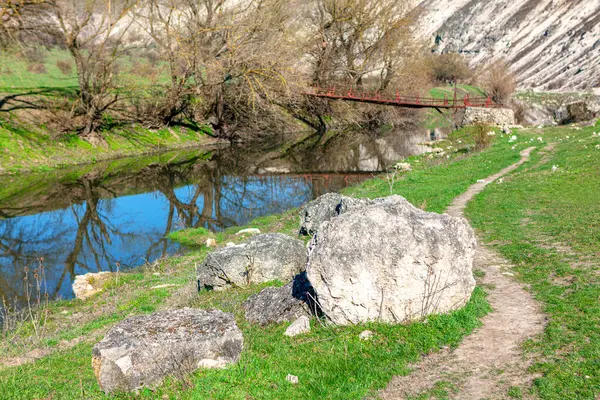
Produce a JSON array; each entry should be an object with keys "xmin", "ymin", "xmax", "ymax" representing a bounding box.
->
[{"xmin": 0, "ymin": 171, "xmax": 365, "ymax": 303}]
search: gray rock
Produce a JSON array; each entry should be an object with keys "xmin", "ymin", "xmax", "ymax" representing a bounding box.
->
[
  {"xmin": 197, "ymin": 233, "xmax": 306, "ymax": 291},
  {"xmin": 243, "ymin": 272, "xmax": 318, "ymax": 325},
  {"xmin": 307, "ymin": 195, "xmax": 476, "ymax": 325},
  {"xmin": 284, "ymin": 316, "xmax": 311, "ymax": 337},
  {"xmin": 299, "ymin": 193, "xmax": 375, "ymax": 236},
  {"xmin": 92, "ymin": 308, "xmax": 243, "ymax": 394},
  {"xmin": 458, "ymin": 107, "xmax": 516, "ymax": 127}
]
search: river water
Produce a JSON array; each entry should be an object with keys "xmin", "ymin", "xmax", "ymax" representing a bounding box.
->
[{"xmin": 0, "ymin": 130, "xmax": 431, "ymax": 306}]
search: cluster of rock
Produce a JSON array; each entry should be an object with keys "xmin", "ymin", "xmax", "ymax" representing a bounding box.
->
[
  {"xmin": 458, "ymin": 107, "xmax": 516, "ymax": 127},
  {"xmin": 93, "ymin": 191, "xmax": 477, "ymax": 393}
]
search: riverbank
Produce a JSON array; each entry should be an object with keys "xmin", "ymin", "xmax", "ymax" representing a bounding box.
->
[
  {"xmin": 0, "ymin": 119, "xmax": 221, "ymax": 175},
  {"xmin": 1, "ymin": 122, "xmax": 598, "ymax": 399}
]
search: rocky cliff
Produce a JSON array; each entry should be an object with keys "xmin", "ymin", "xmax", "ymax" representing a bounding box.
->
[{"xmin": 416, "ymin": 0, "xmax": 600, "ymax": 91}]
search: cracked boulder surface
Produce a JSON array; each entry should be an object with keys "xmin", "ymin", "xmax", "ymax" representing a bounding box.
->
[
  {"xmin": 306, "ymin": 195, "xmax": 476, "ymax": 325},
  {"xmin": 196, "ymin": 233, "xmax": 306, "ymax": 291},
  {"xmin": 92, "ymin": 308, "xmax": 243, "ymax": 394}
]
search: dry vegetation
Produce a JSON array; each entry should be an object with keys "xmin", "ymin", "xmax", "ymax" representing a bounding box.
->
[
  {"xmin": 0, "ymin": 0, "xmax": 439, "ymax": 141},
  {"xmin": 481, "ymin": 59, "xmax": 517, "ymax": 104}
]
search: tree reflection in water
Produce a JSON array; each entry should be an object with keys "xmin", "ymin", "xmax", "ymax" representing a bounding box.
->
[
  {"xmin": 0, "ymin": 154, "xmax": 368, "ymax": 306},
  {"xmin": 0, "ymin": 129, "xmax": 431, "ymax": 307}
]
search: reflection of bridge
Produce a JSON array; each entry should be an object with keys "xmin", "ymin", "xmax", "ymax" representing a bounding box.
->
[{"xmin": 303, "ymin": 87, "xmax": 501, "ymax": 109}]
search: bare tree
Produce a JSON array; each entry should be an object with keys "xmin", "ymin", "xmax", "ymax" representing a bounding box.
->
[
  {"xmin": 5, "ymin": 0, "xmax": 140, "ymax": 140},
  {"xmin": 137, "ymin": 0, "xmax": 298, "ymax": 138},
  {"xmin": 51, "ymin": 0, "xmax": 140, "ymax": 139},
  {"xmin": 304, "ymin": 0, "xmax": 422, "ymax": 91},
  {"xmin": 482, "ymin": 59, "xmax": 516, "ymax": 104}
]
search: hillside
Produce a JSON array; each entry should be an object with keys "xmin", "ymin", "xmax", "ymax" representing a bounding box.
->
[{"xmin": 417, "ymin": 0, "xmax": 600, "ymax": 91}]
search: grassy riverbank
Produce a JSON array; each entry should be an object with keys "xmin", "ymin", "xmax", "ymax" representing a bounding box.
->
[
  {"xmin": 0, "ymin": 118, "xmax": 217, "ymax": 174},
  {"xmin": 1, "ymin": 123, "xmax": 597, "ymax": 399}
]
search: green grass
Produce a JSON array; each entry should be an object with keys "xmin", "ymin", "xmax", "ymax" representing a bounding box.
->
[
  {"xmin": 0, "ymin": 48, "xmax": 168, "ymax": 89},
  {"xmin": 0, "ymin": 119, "xmax": 210, "ymax": 173},
  {"xmin": 429, "ymin": 84, "xmax": 486, "ymax": 100},
  {"xmin": 466, "ymin": 124, "xmax": 600, "ymax": 399},
  {"xmin": 0, "ymin": 126, "xmax": 572, "ymax": 399},
  {"xmin": 0, "ymin": 287, "xmax": 490, "ymax": 400},
  {"xmin": 344, "ymin": 127, "xmax": 541, "ymax": 213}
]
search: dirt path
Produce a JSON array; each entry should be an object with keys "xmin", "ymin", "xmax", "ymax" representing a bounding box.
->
[{"xmin": 381, "ymin": 147, "xmax": 546, "ymax": 400}]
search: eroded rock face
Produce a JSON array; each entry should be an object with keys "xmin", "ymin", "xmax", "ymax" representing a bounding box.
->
[
  {"xmin": 243, "ymin": 272, "xmax": 317, "ymax": 325},
  {"xmin": 92, "ymin": 308, "xmax": 243, "ymax": 394},
  {"xmin": 197, "ymin": 233, "xmax": 306, "ymax": 291},
  {"xmin": 299, "ymin": 193, "xmax": 374, "ymax": 236},
  {"xmin": 307, "ymin": 195, "xmax": 476, "ymax": 325}
]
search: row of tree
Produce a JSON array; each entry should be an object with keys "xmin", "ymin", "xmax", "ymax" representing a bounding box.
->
[{"xmin": 1, "ymin": 1, "xmax": 453, "ymax": 140}]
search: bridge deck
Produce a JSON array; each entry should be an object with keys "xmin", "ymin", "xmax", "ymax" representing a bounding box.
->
[{"xmin": 303, "ymin": 88, "xmax": 501, "ymax": 109}]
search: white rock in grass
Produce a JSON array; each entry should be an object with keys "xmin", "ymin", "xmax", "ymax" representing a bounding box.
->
[
  {"xmin": 284, "ymin": 316, "xmax": 310, "ymax": 337},
  {"xmin": 73, "ymin": 272, "xmax": 114, "ymax": 300},
  {"xmin": 286, "ymin": 374, "xmax": 299, "ymax": 384},
  {"xmin": 359, "ymin": 330, "xmax": 374, "ymax": 341},
  {"xmin": 236, "ymin": 228, "xmax": 261, "ymax": 236},
  {"xmin": 205, "ymin": 238, "xmax": 217, "ymax": 247}
]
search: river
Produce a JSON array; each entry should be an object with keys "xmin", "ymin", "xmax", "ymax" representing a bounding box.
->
[{"xmin": 0, "ymin": 129, "xmax": 432, "ymax": 307}]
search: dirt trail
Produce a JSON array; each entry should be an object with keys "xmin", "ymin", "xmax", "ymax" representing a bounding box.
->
[{"xmin": 381, "ymin": 147, "xmax": 546, "ymax": 400}]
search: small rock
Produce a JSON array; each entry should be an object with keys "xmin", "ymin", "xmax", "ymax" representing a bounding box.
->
[
  {"xmin": 359, "ymin": 330, "xmax": 374, "ymax": 341},
  {"xmin": 150, "ymin": 284, "xmax": 177, "ymax": 290},
  {"xmin": 226, "ymin": 242, "xmax": 236, "ymax": 247},
  {"xmin": 73, "ymin": 272, "xmax": 114, "ymax": 300},
  {"xmin": 236, "ymin": 228, "xmax": 261, "ymax": 236},
  {"xmin": 551, "ymin": 165, "xmax": 559, "ymax": 172},
  {"xmin": 284, "ymin": 316, "xmax": 310, "ymax": 337},
  {"xmin": 502, "ymin": 272, "xmax": 515, "ymax": 277},
  {"xmin": 243, "ymin": 272, "xmax": 317, "ymax": 325},
  {"xmin": 394, "ymin": 162, "xmax": 412, "ymax": 172},
  {"xmin": 477, "ymin": 179, "xmax": 486, "ymax": 183},
  {"xmin": 286, "ymin": 374, "xmax": 299, "ymax": 384},
  {"xmin": 152, "ymin": 272, "xmax": 161, "ymax": 276},
  {"xmin": 205, "ymin": 238, "xmax": 217, "ymax": 247}
]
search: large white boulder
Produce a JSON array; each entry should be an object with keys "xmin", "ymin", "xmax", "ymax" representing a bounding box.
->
[{"xmin": 306, "ymin": 195, "xmax": 476, "ymax": 325}]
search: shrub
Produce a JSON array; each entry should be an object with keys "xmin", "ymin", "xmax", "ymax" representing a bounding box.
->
[
  {"xmin": 482, "ymin": 60, "xmax": 516, "ymax": 104},
  {"xmin": 18, "ymin": 46, "xmax": 47, "ymax": 63},
  {"xmin": 427, "ymin": 53, "xmax": 474, "ymax": 84},
  {"xmin": 471, "ymin": 123, "xmax": 494, "ymax": 151},
  {"xmin": 56, "ymin": 60, "xmax": 73, "ymax": 75},
  {"xmin": 27, "ymin": 62, "xmax": 47, "ymax": 74}
]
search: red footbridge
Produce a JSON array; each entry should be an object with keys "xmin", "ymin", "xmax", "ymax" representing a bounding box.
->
[{"xmin": 303, "ymin": 87, "xmax": 501, "ymax": 109}]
